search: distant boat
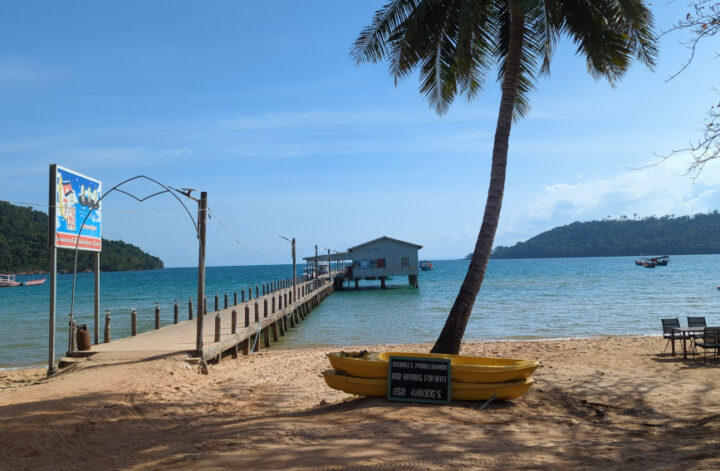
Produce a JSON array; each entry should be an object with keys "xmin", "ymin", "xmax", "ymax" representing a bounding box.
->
[
  {"xmin": 634, "ymin": 255, "xmax": 669, "ymax": 267},
  {"xmin": 22, "ymin": 277, "xmax": 46, "ymax": 286},
  {"xmin": 0, "ymin": 274, "xmax": 21, "ymax": 288},
  {"xmin": 419, "ymin": 260, "xmax": 434, "ymax": 271}
]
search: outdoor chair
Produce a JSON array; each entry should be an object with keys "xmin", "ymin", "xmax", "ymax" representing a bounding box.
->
[
  {"xmin": 686, "ymin": 316, "xmax": 707, "ymax": 355},
  {"xmin": 661, "ymin": 318, "xmax": 681, "ymax": 353},
  {"xmin": 694, "ymin": 327, "xmax": 720, "ymax": 362}
]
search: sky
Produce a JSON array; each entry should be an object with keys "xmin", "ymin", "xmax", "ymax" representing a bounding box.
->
[{"xmin": 1, "ymin": 1, "xmax": 719, "ymax": 267}]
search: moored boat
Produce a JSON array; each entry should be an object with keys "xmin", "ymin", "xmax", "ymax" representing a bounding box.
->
[
  {"xmin": 419, "ymin": 260, "xmax": 434, "ymax": 271},
  {"xmin": 22, "ymin": 277, "xmax": 46, "ymax": 286},
  {"xmin": 0, "ymin": 274, "xmax": 21, "ymax": 287},
  {"xmin": 634, "ymin": 255, "xmax": 668, "ymax": 267},
  {"xmin": 322, "ymin": 369, "xmax": 534, "ymax": 401},
  {"xmin": 328, "ymin": 351, "xmax": 539, "ymax": 383}
]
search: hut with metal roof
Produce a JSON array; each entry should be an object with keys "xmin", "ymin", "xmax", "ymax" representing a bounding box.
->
[{"xmin": 305, "ymin": 236, "xmax": 422, "ymax": 289}]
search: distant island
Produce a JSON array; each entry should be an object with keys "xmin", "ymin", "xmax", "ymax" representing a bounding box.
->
[
  {"xmin": 479, "ymin": 212, "xmax": 720, "ymax": 259},
  {"xmin": 0, "ymin": 201, "xmax": 164, "ymax": 273}
]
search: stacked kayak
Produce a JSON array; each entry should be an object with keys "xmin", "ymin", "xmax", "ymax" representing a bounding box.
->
[{"xmin": 323, "ymin": 351, "xmax": 539, "ymax": 401}]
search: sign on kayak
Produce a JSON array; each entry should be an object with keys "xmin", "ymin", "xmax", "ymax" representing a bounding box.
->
[{"xmin": 387, "ymin": 356, "xmax": 451, "ymax": 404}]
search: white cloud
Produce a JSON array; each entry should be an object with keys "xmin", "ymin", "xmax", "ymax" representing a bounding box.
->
[{"xmin": 162, "ymin": 148, "xmax": 194, "ymax": 157}]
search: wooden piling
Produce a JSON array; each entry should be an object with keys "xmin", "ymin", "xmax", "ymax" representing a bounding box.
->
[
  {"xmin": 104, "ymin": 313, "xmax": 111, "ymax": 343},
  {"xmin": 278, "ymin": 315, "xmax": 285, "ymax": 336},
  {"xmin": 189, "ymin": 297, "xmax": 193, "ymax": 320},
  {"xmin": 131, "ymin": 308, "xmax": 137, "ymax": 336},
  {"xmin": 245, "ymin": 305, "xmax": 250, "ymax": 328},
  {"xmin": 214, "ymin": 313, "xmax": 221, "ymax": 342},
  {"xmin": 242, "ymin": 289, "xmax": 246, "ymax": 302},
  {"xmin": 263, "ymin": 326, "xmax": 270, "ymax": 348},
  {"xmin": 255, "ymin": 285, "xmax": 259, "ymax": 298},
  {"xmin": 271, "ymin": 321, "xmax": 278, "ymax": 341},
  {"xmin": 264, "ymin": 299, "xmax": 268, "ymax": 318},
  {"xmin": 272, "ymin": 296, "xmax": 275, "ymax": 313},
  {"xmin": 248, "ymin": 286, "xmax": 252, "ymax": 300},
  {"xmin": 214, "ymin": 292, "xmax": 219, "ymax": 312},
  {"xmin": 231, "ymin": 309, "xmax": 237, "ymax": 334},
  {"xmin": 174, "ymin": 300, "xmax": 179, "ymax": 324},
  {"xmin": 234, "ymin": 291, "xmax": 238, "ymax": 306},
  {"xmin": 155, "ymin": 303, "xmax": 161, "ymax": 330},
  {"xmin": 224, "ymin": 292, "xmax": 228, "ymax": 309},
  {"xmin": 254, "ymin": 301, "xmax": 259, "ymax": 323}
]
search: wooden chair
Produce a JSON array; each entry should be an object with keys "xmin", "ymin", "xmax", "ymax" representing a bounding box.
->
[
  {"xmin": 661, "ymin": 318, "xmax": 680, "ymax": 353},
  {"xmin": 694, "ymin": 327, "xmax": 720, "ymax": 362}
]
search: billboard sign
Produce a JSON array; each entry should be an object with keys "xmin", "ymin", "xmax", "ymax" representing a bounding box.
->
[{"xmin": 50, "ymin": 165, "xmax": 102, "ymax": 252}]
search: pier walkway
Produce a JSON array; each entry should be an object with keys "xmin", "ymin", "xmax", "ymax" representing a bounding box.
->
[{"xmin": 77, "ymin": 277, "xmax": 334, "ymax": 363}]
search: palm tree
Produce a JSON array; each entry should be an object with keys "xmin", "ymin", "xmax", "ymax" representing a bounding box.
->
[{"xmin": 352, "ymin": 0, "xmax": 656, "ymax": 354}]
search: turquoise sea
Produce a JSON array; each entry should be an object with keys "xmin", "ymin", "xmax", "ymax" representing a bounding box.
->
[{"xmin": 2, "ymin": 255, "xmax": 719, "ymax": 369}]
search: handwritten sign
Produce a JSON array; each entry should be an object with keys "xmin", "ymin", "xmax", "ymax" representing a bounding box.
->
[{"xmin": 387, "ymin": 356, "xmax": 451, "ymax": 404}]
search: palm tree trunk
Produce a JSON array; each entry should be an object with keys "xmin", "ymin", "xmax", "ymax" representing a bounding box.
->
[{"xmin": 431, "ymin": 12, "xmax": 525, "ymax": 354}]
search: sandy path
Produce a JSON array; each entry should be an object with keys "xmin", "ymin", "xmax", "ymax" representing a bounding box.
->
[{"xmin": 2, "ymin": 337, "xmax": 720, "ymax": 470}]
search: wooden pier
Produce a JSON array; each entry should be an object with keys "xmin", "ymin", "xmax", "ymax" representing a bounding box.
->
[{"xmin": 76, "ymin": 276, "xmax": 334, "ymax": 363}]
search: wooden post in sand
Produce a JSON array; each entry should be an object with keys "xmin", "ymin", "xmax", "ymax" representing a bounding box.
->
[
  {"xmin": 174, "ymin": 300, "xmax": 179, "ymax": 324},
  {"xmin": 131, "ymin": 308, "xmax": 137, "ymax": 336},
  {"xmin": 188, "ymin": 297, "xmax": 193, "ymax": 320},
  {"xmin": 104, "ymin": 311, "xmax": 111, "ymax": 343},
  {"xmin": 242, "ymin": 305, "xmax": 250, "ymax": 355},
  {"xmin": 155, "ymin": 303, "xmax": 161, "ymax": 330}
]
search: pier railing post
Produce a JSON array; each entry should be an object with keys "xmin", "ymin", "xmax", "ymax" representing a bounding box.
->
[
  {"xmin": 264, "ymin": 299, "xmax": 268, "ymax": 318},
  {"xmin": 242, "ymin": 289, "xmax": 245, "ymax": 302},
  {"xmin": 224, "ymin": 292, "xmax": 228, "ymax": 310},
  {"xmin": 248, "ymin": 286, "xmax": 252, "ymax": 300},
  {"xmin": 234, "ymin": 291, "xmax": 238, "ymax": 306},
  {"xmin": 155, "ymin": 303, "xmax": 161, "ymax": 330},
  {"xmin": 131, "ymin": 308, "xmax": 137, "ymax": 336},
  {"xmin": 254, "ymin": 301, "xmax": 259, "ymax": 323},
  {"xmin": 214, "ymin": 313, "xmax": 221, "ymax": 342},
  {"xmin": 231, "ymin": 309, "xmax": 237, "ymax": 334},
  {"xmin": 255, "ymin": 285, "xmax": 259, "ymax": 298},
  {"xmin": 214, "ymin": 292, "xmax": 219, "ymax": 312},
  {"xmin": 245, "ymin": 305, "xmax": 250, "ymax": 327}
]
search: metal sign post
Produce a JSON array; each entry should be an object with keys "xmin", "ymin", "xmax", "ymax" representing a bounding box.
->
[
  {"xmin": 196, "ymin": 191, "xmax": 207, "ymax": 355},
  {"xmin": 48, "ymin": 164, "xmax": 102, "ymax": 375}
]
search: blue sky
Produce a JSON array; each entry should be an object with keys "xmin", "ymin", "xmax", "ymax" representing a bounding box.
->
[{"xmin": 1, "ymin": 1, "xmax": 719, "ymax": 267}]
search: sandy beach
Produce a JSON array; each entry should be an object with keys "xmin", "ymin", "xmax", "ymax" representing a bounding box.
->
[{"xmin": 1, "ymin": 336, "xmax": 719, "ymax": 470}]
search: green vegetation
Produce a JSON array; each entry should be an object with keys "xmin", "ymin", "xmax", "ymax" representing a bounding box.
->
[
  {"xmin": 491, "ymin": 212, "xmax": 720, "ymax": 259},
  {"xmin": 0, "ymin": 201, "xmax": 164, "ymax": 273}
]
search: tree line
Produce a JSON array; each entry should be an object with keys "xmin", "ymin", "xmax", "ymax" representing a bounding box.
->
[
  {"xmin": 491, "ymin": 212, "xmax": 720, "ymax": 259},
  {"xmin": 0, "ymin": 201, "xmax": 164, "ymax": 273}
]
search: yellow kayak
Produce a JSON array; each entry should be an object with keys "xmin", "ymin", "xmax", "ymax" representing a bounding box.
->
[
  {"xmin": 322, "ymin": 369, "xmax": 534, "ymax": 401},
  {"xmin": 328, "ymin": 351, "xmax": 539, "ymax": 383}
]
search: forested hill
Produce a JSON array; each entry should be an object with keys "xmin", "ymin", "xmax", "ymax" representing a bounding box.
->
[
  {"xmin": 491, "ymin": 212, "xmax": 720, "ymax": 259},
  {"xmin": 0, "ymin": 201, "xmax": 164, "ymax": 273}
]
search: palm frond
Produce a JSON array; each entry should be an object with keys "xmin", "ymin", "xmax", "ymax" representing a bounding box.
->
[{"xmin": 350, "ymin": 0, "xmax": 421, "ymax": 65}]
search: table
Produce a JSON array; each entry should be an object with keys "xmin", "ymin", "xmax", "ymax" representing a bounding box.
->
[{"xmin": 671, "ymin": 327, "xmax": 709, "ymax": 359}]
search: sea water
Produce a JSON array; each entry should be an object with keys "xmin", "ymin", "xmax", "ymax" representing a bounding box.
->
[{"xmin": 1, "ymin": 255, "xmax": 718, "ymax": 369}]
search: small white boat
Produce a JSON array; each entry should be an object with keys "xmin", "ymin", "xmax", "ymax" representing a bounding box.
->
[{"xmin": 0, "ymin": 274, "xmax": 21, "ymax": 288}]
